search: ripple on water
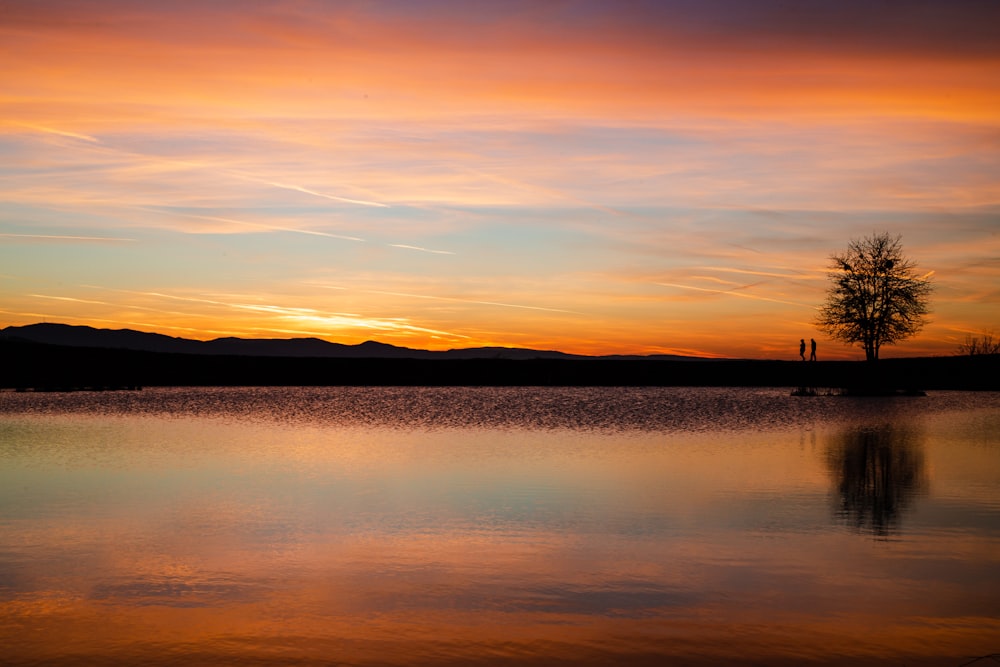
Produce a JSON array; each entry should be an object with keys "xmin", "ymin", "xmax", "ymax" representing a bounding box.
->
[{"xmin": 2, "ymin": 386, "xmax": 999, "ymax": 434}]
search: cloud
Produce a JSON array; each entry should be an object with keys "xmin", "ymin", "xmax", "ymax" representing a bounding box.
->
[
  {"xmin": 135, "ymin": 208, "xmax": 367, "ymax": 241},
  {"xmin": 1, "ymin": 1, "xmax": 997, "ymax": 358},
  {"xmin": 654, "ymin": 282, "xmax": 817, "ymax": 309},
  {"xmin": 256, "ymin": 180, "xmax": 389, "ymax": 209},
  {"xmin": 359, "ymin": 288, "xmax": 578, "ymax": 314},
  {"xmin": 83, "ymin": 287, "xmax": 470, "ymax": 340},
  {"xmin": 0, "ymin": 233, "xmax": 136, "ymax": 243},
  {"xmin": 388, "ymin": 244, "xmax": 454, "ymax": 255},
  {"xmin": 28, "ymin": 294, "xmax": 116, "ymax": 307},
  {"xmin": 701, "ymin": 266, "xmax": 825, "ymax": 281},
  {"xmin": 6, "ymin": 1, "xmax": 998, "ymax": 128},
  {"xmin": 8, "ymin": 122, "xmax": 99, "ymax": 143}
]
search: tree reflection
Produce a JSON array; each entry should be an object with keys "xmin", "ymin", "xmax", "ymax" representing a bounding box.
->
[{"xmin": 826, "ymin": 423, "xmax": 927, "ymax": 537}]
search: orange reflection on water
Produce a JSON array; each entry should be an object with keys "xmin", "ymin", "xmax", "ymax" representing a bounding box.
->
[
  {"xmin": 2, "ymin": 389, "xmax": 1000, "ymax": 665},
  {"xmin": 5, "ymin": 577, "xmax": 1000, "ymax": 666}
]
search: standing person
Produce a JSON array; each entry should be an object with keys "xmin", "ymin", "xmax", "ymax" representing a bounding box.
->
[
  {"xmin": 799, "ymin": 339, "xmax": 806, "ymax": 361},
  {"xmin": 810, "ymin": 338, "xmax": 817, "ymax": 361}
]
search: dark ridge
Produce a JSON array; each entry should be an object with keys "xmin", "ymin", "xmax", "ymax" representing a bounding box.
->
[
  {"xmin": 0, "ymin": 322, "xmax": 701, "ymax": 361},
  {"xmin": 1, "ymin": 338, "xmax": 996, "ymax": 390}
]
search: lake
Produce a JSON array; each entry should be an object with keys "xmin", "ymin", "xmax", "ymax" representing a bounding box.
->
[{"xmin": 1, "ymin": 387, "xmax": 999, "ymax": 666}]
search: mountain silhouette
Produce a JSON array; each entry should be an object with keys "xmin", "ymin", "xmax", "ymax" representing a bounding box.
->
[
  {"xmin": 0, "ymin": 323, "xmax": 697, "ymax": 361},
  {"xmin": 2, "ymin": 322, "xmax": 997, "ymax": 390}
]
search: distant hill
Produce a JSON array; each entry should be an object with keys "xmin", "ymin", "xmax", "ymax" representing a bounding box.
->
[
  {"xmin": 0, "ymin": 323, "xmax": 702, "ymax": 361},
  {"xmin": 2, "ymin": 332, "xmax": 997, "ymax": 390}
]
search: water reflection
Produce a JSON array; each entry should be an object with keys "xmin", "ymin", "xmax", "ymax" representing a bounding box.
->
[
  {"xmin": 826, "ymin": 423, "xmax": 928, "ymax": 537},
  {"xmin": 3, "ymin": 388, "xmax": 1000, "ymax": 666}
]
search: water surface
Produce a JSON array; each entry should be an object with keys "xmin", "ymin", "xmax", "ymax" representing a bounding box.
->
[{"xmin": 2, "ymin": 387, "xmax": 999, "ymax": 665}]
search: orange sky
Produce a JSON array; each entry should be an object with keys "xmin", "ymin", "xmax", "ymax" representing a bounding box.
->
[{"xmin": 2, "ymin": 0, "xmax": 999, "ymax": 358}]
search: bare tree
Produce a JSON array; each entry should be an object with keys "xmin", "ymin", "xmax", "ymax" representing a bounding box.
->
[
  {"xmin": 817, "ymin": 233, "xmax": 933, "ymax": 362},
  {"xmin": 958, "ymin": 330, "xmax": 1000, "ymax": 356}
]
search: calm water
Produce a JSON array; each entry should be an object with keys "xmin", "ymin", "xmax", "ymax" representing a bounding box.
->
[{"xmin": 1, "ymin": 387, "xmax": 999, "ymax": 666}]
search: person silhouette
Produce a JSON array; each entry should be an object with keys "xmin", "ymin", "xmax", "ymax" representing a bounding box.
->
[
  {"xmin": 810, "ymin": 338, "xmax": 817, "ymax": 361},
  {"xmin": 799, "ymin": 339, "xmax": 806, "ymax": 361}
]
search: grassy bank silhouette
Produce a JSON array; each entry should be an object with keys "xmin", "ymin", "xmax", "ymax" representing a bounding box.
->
[{"xmin": 2, "ymin": 339, "xmax": 997, "ymax": 391}]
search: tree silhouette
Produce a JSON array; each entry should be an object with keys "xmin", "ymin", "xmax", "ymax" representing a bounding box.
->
[
  {"xmin": 958, "ymin": 330, "xmax": 1000, "ymax": 356},
  {"xmin": 817, "ymin": 233, "xmax": 932, "ymax": 362}
]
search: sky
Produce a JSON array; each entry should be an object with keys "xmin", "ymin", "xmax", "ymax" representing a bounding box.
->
[{"xmin": 1, "ymin": 0, "xmax": 998, "ymax": 359}]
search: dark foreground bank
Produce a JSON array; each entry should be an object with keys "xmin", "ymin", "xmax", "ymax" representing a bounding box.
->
[{"xmin": 2, "ymin": 339, "xmax": 997, "ymax": 391}]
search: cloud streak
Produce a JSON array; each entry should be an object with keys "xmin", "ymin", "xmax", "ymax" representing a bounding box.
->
[
  {"xmin": 9, "ymin": 122, "xmax": 99, "ymax": 143},
  {"xmin": 388, "ymin": 244, "xmax": 454, "ymax": 255},
  {"xmin": 75, "ymin": 287, "xmax": 471, "ymax": 341},
  {"xmin": 315, "ymin": 284, "xmax": 578, "ymax": 315},
  {"xmin": 0, "ymin": 233, "xmax": 136, "ymax": 243},
  {"xmin": 654, "ymin": 282, "xmax": 818, "ymax": 309},
  {"xmin": 134, "ymin": 208, "xmax": 367, "ymax": 241},
  {"xmin": 256, "ymin": 180, "xmax": 389, "ymax": 209}
]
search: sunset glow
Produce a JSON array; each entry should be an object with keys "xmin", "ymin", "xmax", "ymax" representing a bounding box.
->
[{"xmin": 2, "ymin": 0, "xmax": 998, "ymax": 358}]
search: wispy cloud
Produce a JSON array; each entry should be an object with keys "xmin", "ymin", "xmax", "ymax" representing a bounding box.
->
[
  {"xmin": 467, "ymin": 168, "xmax": 634, "ymax": 217},
  {"xmin": 316, "ymin": 284, "xmax": 578, "ymax": 314},
  {"xmin": 687, "ymin": 275, "xmax": 744, "ymax": 287},
  {"xmin": 256, "ymin": 180, "xmax": 390, "ymax": 209},
  {"xmin": 9, "ymin": 122, "xmax": 99, "ymax": 143},
  {"xmin": 654, "ymin": 282, "xmax": 817, "ymax": 309},
  {"xmin": 135, "ymin": 208, "xmax": 366, "ymax": 241},
  {"xmin": 27, "ymin": 292, "xmax": 203, "ymax": 320},
  {"xmin": 28, "ymin": 294, "xmax": 115, "ymax": 307},
  {"xmin": 388, "ymin": 244, "xmax": 454, "ymax": 255},
  {"xmin": 6, "ymin": 124, "xmax": 390, "ymax": 221},
  {"xmin": 2, "ymin": 1, "xmax": 996, "ymax": 358},
  {"xmin": 85, "ymin": 287, "xmax": 469, "ymax": 339},
  {"xmin": 0, "ymin": 233, "xmax": 136, "ymax": 243},
  {"xmin": 700, "ymin": 266, "xmax": 823, "ymax": 280}
]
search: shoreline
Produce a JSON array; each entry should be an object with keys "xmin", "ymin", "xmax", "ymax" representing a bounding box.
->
[{"xmin": 3, "ymin": 339, "xmax": 997, "ymax": 391}]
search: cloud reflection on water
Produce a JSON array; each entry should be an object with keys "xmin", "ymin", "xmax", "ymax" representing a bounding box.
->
[{"xmin": 1, "ymin": 388, "xmax": 999, "ymax": 666}]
